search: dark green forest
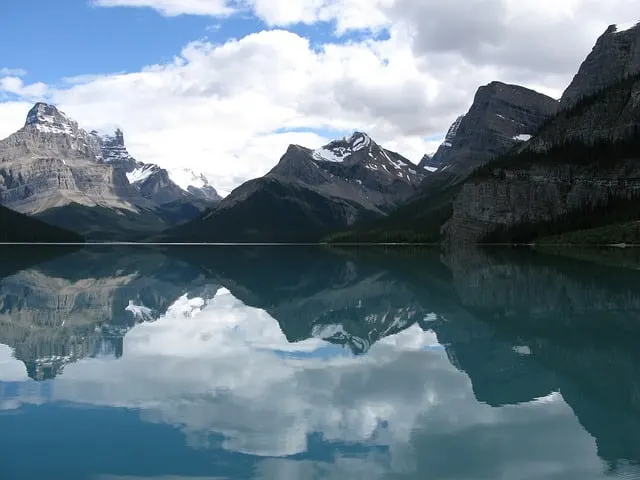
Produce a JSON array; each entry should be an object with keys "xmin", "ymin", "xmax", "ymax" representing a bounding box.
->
[{"xmin": 0, "ymin": 204, "xmax": 83, "ymax": 243}]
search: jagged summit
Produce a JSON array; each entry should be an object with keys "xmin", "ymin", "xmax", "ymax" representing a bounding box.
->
[
  {"xmin": 91, "ymin": 127, "xmax": 135, "ymax": 165},
  {"xmin": 311, "ymin": 131, "xmax": 374, "ymax": 163},
  {"xmin": 24, "ymin": 102, "xmax": 81, "ymax": 136},
  {"xmin": 272, "ymin": 131, "xmax": 424, "ymax": 186},
  {"xmin": 1, "ymin": 102, "xmax": 222, "ymax": 232},
  {"xmin": 560, "ymin": 21, "xmax": 640, "ymax": 108}
]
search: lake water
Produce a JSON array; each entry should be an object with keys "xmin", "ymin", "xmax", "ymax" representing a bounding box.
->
[{"xmin": 1, "ymin": 245, "xmax": 640, "ymax": 480}]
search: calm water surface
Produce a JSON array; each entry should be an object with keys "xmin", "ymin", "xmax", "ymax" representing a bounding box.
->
[{"xmin": 1, "ymin": 245, "xmax": 640, "ymax": 480}]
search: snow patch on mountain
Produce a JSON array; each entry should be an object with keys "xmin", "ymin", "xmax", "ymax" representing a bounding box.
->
[
  {"xmin": 25, "ymin": 103, "xmax": 78, "ymax": 136},
  {"xmin": 168, "ymin": 168, "xmax": 212, "ymax": 192},
  {"xmin": 90, "ymin": 128, "xmax": 134, "ymax": 163},
  {"xmin": 311, "ymin": 132, "xmax": 372, "ymax": 163},
  {"xmin": 513, "ymin": 134, "xmax": 533, "ymax": 142},
  {"xmin": 127, "ymin": 164, "xmax": 157, "ymax": 184}
]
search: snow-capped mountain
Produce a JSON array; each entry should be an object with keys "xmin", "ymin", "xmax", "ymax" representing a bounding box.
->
[
  {"xmin": 159, "ymin": 131, "xmax": 425, "ymax": 242},
  {"xmin": 26, "ymin": 102, "xmax": 81, "ymax": 136},
  {"xmin": 309, "ymin": 132, "xmax": 424, "ymax": 184},
  {"xmin": 91, "ymin": 128, "xmax": 136, "ymax": 165},
  {"xmin": 0, "ymin": 102, "xmax": 222, "ymax": 239},
  {"xmin": 89, "ymin": 126, "xmax": 222, "ymax": 204},
  {"xmin": 168, "ymin": 168, "xmax": 222, "ymax": 201}
]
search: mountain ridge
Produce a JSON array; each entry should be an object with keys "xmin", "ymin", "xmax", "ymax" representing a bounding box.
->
[
  {"xmin": 0, "ymin": 103, "xmax": 221, "ymax": 240},
  {"xmin": 156, "ymin": 131, "xmax": 425, "ymax": 242}
]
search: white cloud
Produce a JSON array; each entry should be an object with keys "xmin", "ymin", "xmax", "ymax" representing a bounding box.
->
[
  {"xmin": 0, "ymin": 68, "xmax": 27, "ymax": 77},
  {"xmin": 0, "ymin": 101, "xmax": 33, "ymax": 140},
  {"xmin": 36, "ymin": 30, "xmax": 453, "ymax": 190},
  {"xmin": 0, "ymin": 76, "xmax": 48, "ymax": 100},
  {"xmin": 0, "ymin": 1, "xmax": 637, "ymax": 193},
  {"xmin": 91, "ymin": 0, "xmax": 234, "ymax": 16}
]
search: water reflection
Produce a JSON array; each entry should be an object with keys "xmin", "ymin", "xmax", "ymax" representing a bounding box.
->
[{"xmin": 0, "ymin": 245, "xmax": 639, "ymax": 479}]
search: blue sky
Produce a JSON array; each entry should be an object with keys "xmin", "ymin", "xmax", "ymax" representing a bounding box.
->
[
  {"xmin": 2, "ymin": 0, "xmax": 257, "ymax": 83},
  {"xmin": 0, "ymin": 0, "xmax": 388, "ymax": 86}
]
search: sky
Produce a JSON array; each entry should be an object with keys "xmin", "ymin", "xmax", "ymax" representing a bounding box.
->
[{"xmin": 0, "ymin": 0, "xmax": 638, "ymax": 194}]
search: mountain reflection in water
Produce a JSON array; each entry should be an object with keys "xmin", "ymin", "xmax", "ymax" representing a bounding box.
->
[{"xmin": 0, "ymin": 245, "xmax": 639, "ymax": 480}]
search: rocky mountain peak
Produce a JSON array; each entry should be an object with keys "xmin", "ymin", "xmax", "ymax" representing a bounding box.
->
[
  {"xmin": 268, "ymin": 131, "xmax": 424, "ymax": 204},
  {"xmin": 24, "ymin": 102, "xmax": 80, "ymax": 136},
  {"xmin": 90, "ymin": 127, "xmax": 135, "ymax": 166},
  {"xmin": 427, "ymin": 81, "xmax": 559, "ymax": 175},
  {"xmin": 98, "ymin": 128, "xmax": 125, "ymax": 146},
  {"xmin": 560, "ymin": 21, "xmax": 640, "ymax": 108},
  {"xmin": 311, "ymin": 131, "xmax": 376, "ymax": 163}
]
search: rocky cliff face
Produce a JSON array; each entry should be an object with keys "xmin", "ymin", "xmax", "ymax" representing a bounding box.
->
[
  {"xmin": 443, "ymin": 164, "xmax": 640, "ymax": 244},
  {"xmin": 0, "ymin": 104, "xmax": 151, "ymax": 214},
  {"xmin": 443, "ymin": 72, "xmax": 640, "ymax": 245},
  {"xmin": 0, "ymin": 103, "xmax": 221, "ymax": 238},
  {"xmin": 560, "ymin": 23, "xmax": 640, "ymax": 108},
  {"xmin": 428, "ymin": 82, "xmax": 559, "ymax": 175}
]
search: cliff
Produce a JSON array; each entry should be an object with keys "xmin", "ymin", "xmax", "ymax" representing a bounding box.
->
[
  {"xmin": 443, "ymin": 73, "xmax": 640, "ymax": 245},
  {"xmin": 560, "ymin": 23, "xmax": 640, "ymax": 108}
]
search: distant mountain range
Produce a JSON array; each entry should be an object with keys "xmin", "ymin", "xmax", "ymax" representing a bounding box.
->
[
  {"xmin": 0, "ymin": 104, "xmax": 221, "ymax": 241},
  {"xmin": 1, "ymin": 22, "xmax": 639, "ymax": 244},
  {"xmin": 157, "ymin": 132, "xmax": 426, "ymax": 242}
]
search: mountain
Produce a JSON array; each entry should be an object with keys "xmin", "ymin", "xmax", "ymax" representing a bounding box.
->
[
  {"xmin": 324, "ymin": 83, "xmax": 559, "ymax": 243},
  {"xmin": 560, "ymin": 22, "xmax": 640, "ymax": 108},
  {"xmin": 425, "ymin": 82, "xmax": 559, "ymax": 176},
  {"xmin": 328, "ymin": 25, "xmax": 640, "ymax": 245},
  {"xmin": 0, "ymin": 103, "xmax": 220, "ymax": 240},
  {"xmin": 444, "ymin": 71, "xmax": 640, "ymax": 245},
  {"xmin": 441, "ymin": 25, "xmax": 640, "ymax": 245},
  {"xmin": 0, "ymin": 204, "xmax": 83, "ymax": 243},
  {"xmin": 94, "ymin": 128, "xmax": 221, "ymax": 204},
  {"xmin": 156, "ymin": 132, "xmax": 425, "ymax": 242}
]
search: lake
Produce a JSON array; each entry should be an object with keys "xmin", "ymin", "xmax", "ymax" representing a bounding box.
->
[{"xmin": 1, "ymin": 245, "xmax": 639, "ymax": 480}]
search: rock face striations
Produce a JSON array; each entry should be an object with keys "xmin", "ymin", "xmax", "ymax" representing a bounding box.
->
[
  {"xmin": 427, "ymin": 82, "xmax": 559, "ymax": 176},
  {"xmin": 0, "ymin": 103, "xmax": 220, "ymax": 240},
  {"xmin": 159, "ymin": 132, "xmax": 425, "ymax": 242},
  {"xmin": 560, "ymin": 23, "xmax": 640, "ymax": 109},
  {"xmin": 0, "ymin": 103, "xmax": 139, "ymax": 214},
  {"xmin": 443, "ymin": 54, "xmax": 640, "ymax": 245}
]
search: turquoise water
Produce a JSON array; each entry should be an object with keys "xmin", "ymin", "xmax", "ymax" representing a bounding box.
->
[{"xmin": 1, "ymin": 246, "xmax": 639, "ymax": 480}]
